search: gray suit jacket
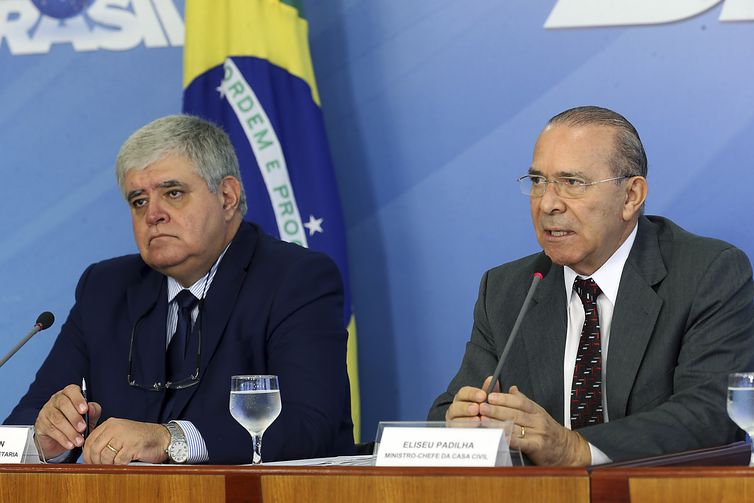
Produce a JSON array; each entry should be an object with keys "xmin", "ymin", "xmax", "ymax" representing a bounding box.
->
[{"xmin": 428, "ymin": 216, "xmax": 754, "ymax": 462}]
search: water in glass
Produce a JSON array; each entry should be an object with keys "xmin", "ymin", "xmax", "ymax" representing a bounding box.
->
[
  {"xmin": 727, "ymin": 373, "xmax": 754, "ymax": 466},
  {"xmin": 230, "ymin": 375, "xmax": 281, "ymax": 464},
  {"xmin": 230, "ymin": 389, "xmax": 282, "ymax": 434}
]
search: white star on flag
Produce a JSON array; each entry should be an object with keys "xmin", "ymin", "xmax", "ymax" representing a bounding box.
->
[
  {"xmin": 303, "ymin": 215, "xmax": 324, "ymax": 236},
  {"xmin": 216, "ymin": 83, "xmax": 226, "ymax": 99}
]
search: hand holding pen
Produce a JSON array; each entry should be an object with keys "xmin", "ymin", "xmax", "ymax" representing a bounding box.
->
[
  {"xmin": 32, "ymin": 383, "xmax": 102, "ymax": 460},
  {"xmin": 82, "ymin": 378, "xmax": 90, "ymax": 438}
]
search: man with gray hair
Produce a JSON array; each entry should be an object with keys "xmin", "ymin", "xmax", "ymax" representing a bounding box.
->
[
  {"xmin": 429, "ymin": 106, "xmax": 754, "ymax": 465},
  {"xmin": 5, "ymin": 115, "xmax": 355, "ymax": 464}
]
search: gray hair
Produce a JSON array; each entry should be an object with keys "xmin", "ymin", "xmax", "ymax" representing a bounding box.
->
[
  {"xmin": 548, "ymin": 106, "xmax": 648, "ymax": 179},
  {"xmin": 115, "ymin": 114, "xmax": 247, "ymax": 216}
]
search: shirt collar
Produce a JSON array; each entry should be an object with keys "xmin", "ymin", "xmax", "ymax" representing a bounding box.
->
[
  {"xmin": 563, "ymin": 223, "xmax": 638, "ymax": 305},
  {"xmin": 167, "ymin": 243, "xmax": 232, "ymax": 303}
]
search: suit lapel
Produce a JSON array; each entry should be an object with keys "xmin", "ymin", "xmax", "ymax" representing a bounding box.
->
[
  {"xmin": 169, "ymin": 222, "xmax": 258, "ymax": 418},
  {"xmin": 606, "ymin": 218, "xmax": 666, "ymax": 420},
  {"xmin": 126, "ymin": 265, "xmax": 168, "ymax": 423},
  {"xmin": 521, "ymin": 265, "xmax": 567, "ymax": 424}
]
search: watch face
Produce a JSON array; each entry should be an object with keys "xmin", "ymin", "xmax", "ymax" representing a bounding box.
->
[{"xmin": 169, "ymin": 441, "xmax": 189, "ymax": 463}]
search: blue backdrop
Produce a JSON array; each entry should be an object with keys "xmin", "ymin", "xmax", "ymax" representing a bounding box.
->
[{"xmin": 1, "ymin": 0, "xmax": 752, "ymax": 443}]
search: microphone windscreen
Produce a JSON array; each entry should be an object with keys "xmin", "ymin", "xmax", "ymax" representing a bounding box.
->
[
  {"xmin": 36, "ymin": 311, "xmax": 55, "ymax": 330},
  {"xmin": 534, "ymin": 253, "xmax": 553, "ymax": 279}
]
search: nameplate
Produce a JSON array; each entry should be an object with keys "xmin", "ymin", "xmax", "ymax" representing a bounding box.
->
[
  {"xmin": 375, "ymin": 426, "xmax": 504, "ymax": 467},
  {"xmin": 0, "ymin": 426, "xmax": 42, "ymax": 464}
]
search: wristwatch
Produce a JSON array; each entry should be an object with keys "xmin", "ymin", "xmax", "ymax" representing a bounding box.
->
[{"xmin": 163, "ymin": 421, "xmax": 189, "ymax": 464}]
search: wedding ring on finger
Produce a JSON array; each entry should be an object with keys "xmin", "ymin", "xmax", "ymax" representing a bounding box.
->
[
  {"xmin": 518, "ymin": 426, "xmax": 526, "ymax": 439},
  {"xmin": 105, "ymin": 443, "xmax": 120, "ymax": 454}
]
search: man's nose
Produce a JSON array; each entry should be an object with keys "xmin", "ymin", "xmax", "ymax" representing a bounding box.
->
[
  {"xmin": 538, "ymin": 181, "xmax": 566, "ymax": 214},
  {"xmin": 145, "ymin": 199, "xmax": 168, "ymax": 225}
]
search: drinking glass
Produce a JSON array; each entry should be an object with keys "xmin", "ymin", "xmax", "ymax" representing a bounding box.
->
[
  {"xmin": 727, "ymin": 372, "xmax": 754, "ymax": 466},
  {"xmin": 230, "ymin": 375, "xmax": 282, "ymax": 464}
]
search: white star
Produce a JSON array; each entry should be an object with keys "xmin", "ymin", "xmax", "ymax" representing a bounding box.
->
[
  {"xmin": 303, "ymin": 215, "xmax": 324, "ymax": 236},
  {"xmin": 216, "ymin": 83, "xmax": 226, "ymax": 99}
]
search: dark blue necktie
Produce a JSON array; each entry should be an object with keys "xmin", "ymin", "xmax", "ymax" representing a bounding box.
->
[
  {"xmin": 570, "ymin": 277, "xmax": 604, "ymax": 430},
  {"xmin": 166, "ymin": 289, "xmax": 198, "ymax": 383}
]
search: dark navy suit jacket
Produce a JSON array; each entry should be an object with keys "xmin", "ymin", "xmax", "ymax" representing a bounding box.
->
[{"xmin": 5, "ymin": 222, "xmax": 355, "ymax": 463}]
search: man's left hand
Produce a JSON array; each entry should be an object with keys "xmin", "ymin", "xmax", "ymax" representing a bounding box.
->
[
  {"xmin": 480, "ymin": 385, "xmax": 591, "ymax": 466},
  {"xmin": 82, "ymin": 418, "xmax": 170, "ymax": 465}
]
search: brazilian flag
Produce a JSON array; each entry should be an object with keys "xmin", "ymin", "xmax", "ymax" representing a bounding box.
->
[{"xmin": 182, "ymin": 0, "xmax": 361, "ymax": 441}]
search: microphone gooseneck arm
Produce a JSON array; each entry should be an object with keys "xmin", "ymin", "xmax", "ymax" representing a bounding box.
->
[
  {"xmin": 0, "ymin": 311, "xmax": 55, "ymax": 370},
  {"xmin": 485, "ymin": 274, "xmax": 543, "ymax": 395}
]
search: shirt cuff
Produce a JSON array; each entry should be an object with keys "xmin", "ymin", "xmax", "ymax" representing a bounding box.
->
[
  {"xmin": 44, "ymin": 450, "xmax": 73, "ymax": 463},
  {"xmin": 588, "ymin": 442, "xmax": 612, "ymax": 465},
  {"xmin": 172, "ymin": 420, "xmax": 209, "ymax": 464}
]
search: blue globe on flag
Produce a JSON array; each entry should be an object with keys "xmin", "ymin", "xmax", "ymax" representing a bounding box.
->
[{"xmin": 32, "ymin": 0, "xmax": 95, "ymax": 20}]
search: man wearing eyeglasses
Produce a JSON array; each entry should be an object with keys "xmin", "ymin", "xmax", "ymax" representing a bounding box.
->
[
  {"xmin": 428, "ymin": 106, "xmax": 754, "ymax": 465},
  {"xmin": 5, "ymin": 115, "xmax": 355, "ymax": 464}
]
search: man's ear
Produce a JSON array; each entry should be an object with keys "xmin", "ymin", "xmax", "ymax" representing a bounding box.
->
[
  {"xmin": 623, "ymin": 176, "xmax": 648, "ymax": 221},
  {"xmin": 220, "ymin": 176, "xmax": 242, "ymax": 216}
]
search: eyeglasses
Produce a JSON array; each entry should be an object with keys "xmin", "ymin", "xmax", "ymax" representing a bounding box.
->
[
  {"xmin": 518, "ymin": 174, "xmax": 639, "ymax": 199},
  {"xmin": 127, "ymin": 300, "xmax": 203, "ymax": 391}
]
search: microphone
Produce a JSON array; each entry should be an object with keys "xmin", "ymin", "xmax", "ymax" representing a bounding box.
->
[
  {"xmin": 0, "ymin": 311, "xmax": 55, "ymax": 370},
  {"xmin": 486, "ymin": 254, "xmax": 552, "ymax": 394}
]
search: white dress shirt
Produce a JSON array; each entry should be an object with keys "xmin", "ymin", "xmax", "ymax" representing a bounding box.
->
[
  {"xmin": 562, "ymin": 223, "xmax": 638, "ymax": 465},
  {"xmin": 164, "ymin": 245, "xmax": 230, "ymax": 464}
]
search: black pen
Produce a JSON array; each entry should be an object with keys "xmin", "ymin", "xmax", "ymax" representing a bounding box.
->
[{"xmin": 81, "ymin": 377, "xmax": 90, "ymax": 439}]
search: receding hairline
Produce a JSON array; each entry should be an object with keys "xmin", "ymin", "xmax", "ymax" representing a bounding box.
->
[{"xmin": 541, "ymin": 106, "xmax": 648, "ymax": 178}]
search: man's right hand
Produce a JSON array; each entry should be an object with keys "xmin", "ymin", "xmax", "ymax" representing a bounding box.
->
[
  {"xmin": 445, "ymin": 376, "xmax": 498, "ymax": 421},
  {"xmin": 33, "ymin": 384, "xmax": 101, "ymax": 460}
]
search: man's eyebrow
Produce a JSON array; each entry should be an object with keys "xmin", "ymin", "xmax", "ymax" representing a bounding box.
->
[
  {"xmin": 157, "ymin": 179, "xmax": 184, "ymax": 189},
  {"xmin": 527, "ymin": 168, "xmax": 588, "ymax": 178},
  {"xmin": 126, "ymin": 189, "xmax": 144, "ymax": 201},
  {"xmin": 126, "ymin": 180, "xmax": 186, "ymax": 201},
  {"xmin": 556, "ymin": 170, "xmax": 588, "ymax": 178}
]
